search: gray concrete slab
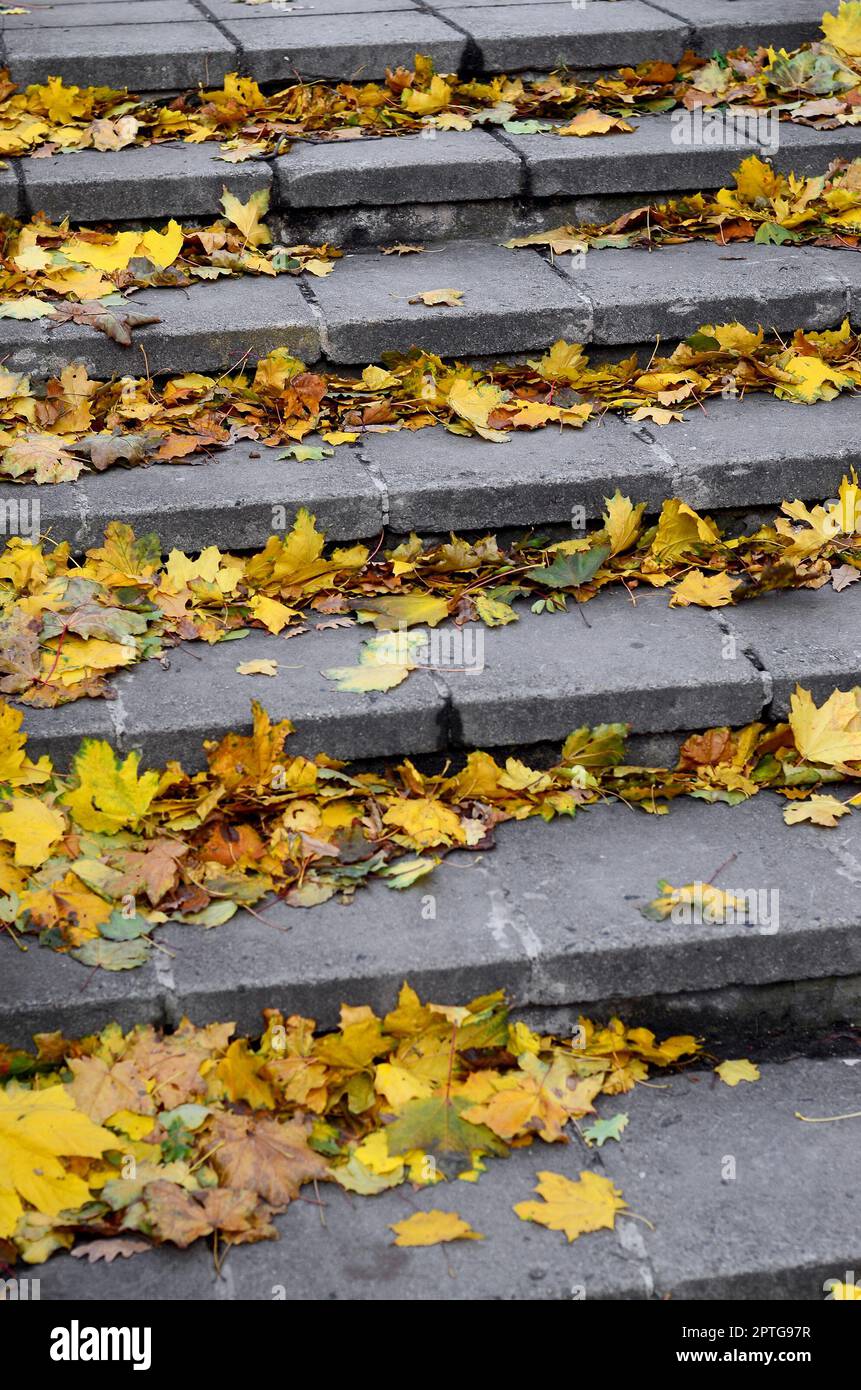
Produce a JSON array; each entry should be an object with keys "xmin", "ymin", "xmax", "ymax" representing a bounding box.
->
[
  {"xmin": 0, "ymin": 162, "xmax": 22, "ymax": 218},
  {"xmin": 0, "ymin": 275, "xmax": 321, "ymax": 377},
  {"xmin": 654, "ymin": 0, "xmax": 829, "ymax": 55},
  {"xmin": 223, "ymin": 12, "xmax": 466, "ymax": 83},
  {"xmin": 360, "ymin": 413, "xmax": 672, "ymax": 533},
  {"xmin": 12, "ymin": 696, "xmax": 116, "ymax": 772},
  {"xmin": 22, "ymin": 142, "xmax": 271, "ymax": 223},
  {"xmin": 0, "ymin": 943, "xmax": 165, "ymax": 1048},
  {"xmin": 27, "ymin": 1054, "xmax": 860, "ymax": 1301},
  {"xmin": 7, "ymin": 439, "xmax": 383, "ymax": 553},
  {"xmin": 3, "ymin": 21, "xmax": 236, "ymax": 91},
  {"xmin": 7, "ymin": 789, "xmax": 861, "ymax": 1046},
  {"xmin": 17, "ymin": 622, "xmax": 450, "ymax": 771},
  {"xmin": 723, "ymin": 586, "xmax": 861, "ymax": 715},
  {"xmin": 640, "ymin": 393, "xmax": 861, "ymax": 514},
  {"xmin": 13, "ymin": 583, "xmax": 778, "ymax": 772},
  {"xmin": 558, "ymin": 241, "xmax": 850, "ymax": 345},
  {"xmin": 443, "ymin": 589, "xmax": 765, "ymax": 746},
  {"xmin": 0, "ymin": 1, "xmax": 200, "ymax": 27},
  {"xmin": 601, "ymin": 1055, "xmax": 861, "ymax": 1300},
  {"xmin": 202, "ymin": 0, "xmax": 421, "ymax": 17},
  {"xmin": 275, "ymin": 130, "xmax": 522, "ymax": 209},
  {"xmin": 762, "ymin": 121, "xmax": 861, "ymax": 180},
  {"xmin": 457, "ymin": 0, "xmax": 689, "ymax": 71},
  {"xmin": 310, "ymin": 240, "xmax": 592, "ymax": 362},
  {"xmin": 503, "ymin": 116, "xmax": 765, "ymax": 199},
  {"xmin": 6, "ymin": 392, "xmax": 855, "ymax": 561}
]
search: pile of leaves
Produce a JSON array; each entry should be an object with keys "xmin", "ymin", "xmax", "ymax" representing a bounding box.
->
[
  {"xmin": 2, "ymin": 474, "xmax": 860, "ymax": 707},
  {"xmin": 0, "ymin": 189, "xmax": 338, "ymax": 337},
  {"xmin": 2, "ymin": 4, "xmax": 861, "ymax": 162},
  {"xmin": 0, "ymin": 987, "xmax": 703, "ymax": 1265},
  {"xmin": 1, "ymin": 319, "xmax": 860, "ymax": 486},
  {"xmin": 507, "ymin": 155, "xmax": 861, "ymax": 256},
  {"xmin": 1, "ymin": 683, "xmax": 860, "ymax": 970}
]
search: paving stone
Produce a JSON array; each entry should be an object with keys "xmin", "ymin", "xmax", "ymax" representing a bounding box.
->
[
  {"xmin": 16, "ymin": 624, "xmax": 449, "ymax": 771},
  {"xmin": 656, "ymin": 0, "xmax": 828, "ymax": 54},
  {"xmin": 275, "ymin": 130, "xmax": 522, "ymax": 209},
  {"xmin": 6, "ymin": 393, "xmax": 853, "ymax": 561},
  {"xmin": 27, "ymin": 1053, "xmax": 860, "ymax": 1300},
  {"xmin": 722, "ymin": 586, "xmax": 861, "ymax": 714},
  {"xmin": 222, "ymin": 12, "xmax": 466, "ymax": 83},
  {"xmin": 12, "ymin": 439, "xmax": 382, "ymax": 553},
  {"xmin": 0, "ymin": 1, "xmax": 201, "ymax": 28},
  {"xmin": 361, "ymin": 414, "xmax": 671, "ymax": 533},
  {"xmin": 7, "ymin": 792, "xmax": 861, "ymax": 1044},
  {"xmin": 558, "ymin": 241, "xmax": 850, "ymax": 344},
  {"xmin": 443, "ymin": 589, "xmax": 765, "ymax": 747},
  {"xmin": 0, "ymin": 161, "xmax": 22, "ymax": 217},
  {"xmin": 0, "ymin": 275, "xmax": 321, "ymax": 377},
  {"xmin": 10, "ymin": 696, "xmax": 117, "ymax": 772},
  {"xmin": 503, "ymin": 115, "xmax": 766, "ymax": 199},
  {"xmin": 22, "ymin": 142, "xmax": 271, "ymax": 223},
  {"xmin": 162, "ymin": 792, "xmax": 861, "ymax": 1037},
  {"xmin": 640, "ymin": 392, "xmax": 861, "ymax": 513},
  {"xmin": 0, "ymin": 943, "xmax": 165, "ymax": 1049},
  {"xmin": 456, "ymin": 0, "xmax": 689, "ymax": 71},
  {"xmin": 3, "ymin": 21, "xmax": 236, "ymax": 91},
  {"xmin": 201, "ymin": 0, "xmax": 420, "ymax": 16},
  {"xmin": 600, "ymin": 1055, "xmax": 861, "ymax": 1301},
  {"xmin": 310, "ymin": 240, "xmax": 591, "ymax": 362},
  {"xmin": 762, "ymin": 120, "xmax": 861, "ymax": 178}
]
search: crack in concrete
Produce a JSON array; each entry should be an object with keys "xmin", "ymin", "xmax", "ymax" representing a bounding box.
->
[
  {"xmin": 296, "ymin": 276, "xmax": 331, "ymax": 359},
  {"xmin": 706, "ymin": 608, "xmax": 775, "ymax": 718},
  {"xmin": 355, "ymin": 445, "xmax": 390, "ymax": 529},
  {"xmin": 485, "ymin": 885, "xmax": 543, "ymax": 962},
  {"xmin": 415, "ymin": 0, "xmax": 485, "ymax": 77}
]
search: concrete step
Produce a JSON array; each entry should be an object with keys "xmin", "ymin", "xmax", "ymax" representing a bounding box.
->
[
  {"xmin": 0, "ymin": 0, "xmax": 828, "ymax": 90},
  {"xmin": 4, "ymin": 1044, "xmax": 859, "ymax": 1300},
  {"xmin": 19, "ymin": 118, "xmax": 861, "ymax": 240},
  {"xmin": 12, "ymin": 393, "xmax": 861, "ymax": 556},
  {"xmin": 0, "ymin": 240, "xmax": 857, "ymax": 376},
  {"xmin": 15, "ymin": 580, "xmax": 861, "ymax": 771},
  {"xmin": 5, "ymin": 783, "xmax": 861, "ymax": 1047}
]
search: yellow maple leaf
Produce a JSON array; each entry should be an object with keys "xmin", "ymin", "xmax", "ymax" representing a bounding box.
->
[
  {"xmin": 822, "ymin": 2, "xmax": 861, "ymax": 55},
  {"xmin": 557, "ymin": 109, "xmax": 634, "ymax": 136},
  {"xmin": 389, "ymin": 1209, "xmax": 482, "ymax": 1246},
  {"xmin": 383, "ymin": 797, "xmax": 467, "ymax": 849},
  {"xmin": 62, "ymin": 740, "xmax": 160, "ymax": 834},
  {"xmin": 783, "ymin": 795, "xmax": 852, "ymax": 828},
  {"xmin": 137, "ymin": 220, "xmax": 185, "ymax": 270},
  {"xmin": 0, "ymin": 1084, "xmax": 115, "ymax": 1238},
  {"xmin": 62, "ymin": 230, "xmax": 141, "ymax": 274},
  {"xmin": 789, "ymin": 686, "xmax": 861, "ymax": 768},
  {"xmin": 514, "ymin": 1170, "xmax": 628, "ymax": 1241},
  {"xmin": 671, "ymin": 570, "xmax": 741, "ymax": 608},
  {"xmin": 400, "ymin": 75, "xmax": 452, "ymax": 116},
  {"xmin": 219, "ymin": 186, "xmax": 271, "ymax": 247},
  {"xmin": 0, "ymin": 795, "xmax": 66, "ymax": 867},
  {"xmin": 236, "ymin": 659, "xmax": 279, "ymax": 677},
  {"xmin": 715, "ymin": 1059, "xmax": 760, "ymax": 1086},
  {"xmin": 603, "ymin": 491, "xmax": 645, "ymax": 556}
]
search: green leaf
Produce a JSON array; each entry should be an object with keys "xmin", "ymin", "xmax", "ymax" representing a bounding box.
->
[
  {"xmin": 384, "ymin": 1095, "xmax": 508, "ymax": 1175},
  {"xmin": 754, "ymin": 222, "xmax": 798, "ymax": 245},
  {"xmin": 72, "ymin": 937, "xmax": 152, "ymax": 970},
  {"xmin": 526, "ymin": 544, "xmax": 610, "ymax": 590},
  {"xmin": 583, "ymin": 1112, "xmax": 629, "ymax": 1147}
]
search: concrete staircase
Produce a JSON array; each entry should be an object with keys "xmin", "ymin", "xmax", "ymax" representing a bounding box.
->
[{"xmin": 1, "ymin": 0, "xmax": 859, "ymax": 1300}]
